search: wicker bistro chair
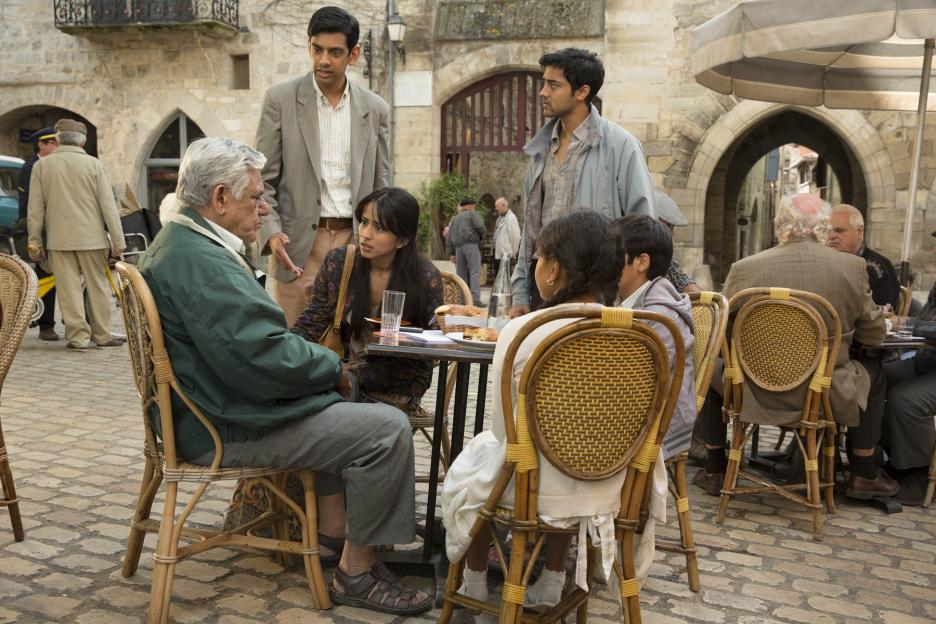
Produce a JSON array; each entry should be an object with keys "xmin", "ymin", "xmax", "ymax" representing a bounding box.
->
[
  {"xmin": 439, "ymin": 305, "xmax": 686, "ymax": 624},
  {"xmin": 716, "ymin": 288, "xmax": 841, "ymax": 540},
  {"xmin": 114, "ymin": 262, "xmax": 331, "ymax": 624},
  {"xmin": 653, "ymin": 291, "xmax": 728, "ymax": 593},
  {"xmin": 0, "ymin": 254, "xmax": 38, "ymax": 542}
]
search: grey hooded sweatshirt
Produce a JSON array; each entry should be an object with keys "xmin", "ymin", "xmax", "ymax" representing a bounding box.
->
[{"xmin": 629, "ymin": 276, "xmax": 697, "ymax": 459}]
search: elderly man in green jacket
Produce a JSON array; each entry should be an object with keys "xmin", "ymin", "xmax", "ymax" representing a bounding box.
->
[{"xmin": 137, "ymin": 137, "xmax": 432, "ymax": 615}]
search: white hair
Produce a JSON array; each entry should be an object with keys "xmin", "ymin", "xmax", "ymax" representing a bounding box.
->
[
  {"xmin": 57, "ymin": 131, "xmax": 86, "ymax": 147},
  {"xmin": 176, "ymin": 137, "xmax": 267, "ymax": 210},
  {"xmin": 774, "ymin": 194, "xmax": 830, "ymax": 245},
  {"xmin": 830, "ymin": 203, "xmax": 864, "ymax": 230}
]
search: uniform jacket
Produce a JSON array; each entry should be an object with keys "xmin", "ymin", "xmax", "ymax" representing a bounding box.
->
[
  {"xmin": 27, "ymin": 145, "xmax": 123, "ymax": 251},
  {"xmin": 511, "ymin": 105, "xmax": 656, "ymax": 305},
  {"xmin": 138, "ymin": 208, "xmax": 343, "ymax": 461},
  {"xmin": 722, "ymin": 238, "xmax": 885, "ymax": 427},
  {"xmin": 256, "ymin": 74, "xmax": 390, "ymax": 283},
  {"xmin": 292, "ymin": 246, "xmax": 444, "ymax": 398},
  {"xmin": 17, "ymin": 155, "xmax": 37, "ymax": 221}
]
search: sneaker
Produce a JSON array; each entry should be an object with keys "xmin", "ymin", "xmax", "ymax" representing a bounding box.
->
[
  {"xmin": 845, "ymin": 468, "xmax": 900, "ymax": 500},
  {"xmin": 96, "ymin": 337, "xmax": 126, "ymax": 348},
  {"xmin": 38, "ymin": 327, "xmax": 60, "ymax": 341}
]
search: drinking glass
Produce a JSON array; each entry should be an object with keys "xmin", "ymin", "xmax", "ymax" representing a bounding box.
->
[
  {"xmin": 895, "ymin": 316, "xmax": 914, "ymax": 339},
  {"xmin": 381, "ymin": 290, "xmax": 406, "ymax": 337},
  {"xmin": 487, "ymin": 292, "xmax": 512, "ymax": 330}
]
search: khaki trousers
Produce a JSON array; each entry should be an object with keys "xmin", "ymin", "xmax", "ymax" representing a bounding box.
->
[
  {"xmin": 48, "ymin": 249, "xmax": 113, "ymax": 347},
  {"xmin": 273, "ymin": 228, "xmax": 353, "ymax": 328}
]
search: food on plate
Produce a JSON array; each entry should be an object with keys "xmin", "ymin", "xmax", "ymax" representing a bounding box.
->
[
  {"xmin": 435, "ymin": 304, "xmax": 487, "ymax": 318},
  {"xmin": 463, "ymin": 327, "xmax": 499, "ymax": 342}
]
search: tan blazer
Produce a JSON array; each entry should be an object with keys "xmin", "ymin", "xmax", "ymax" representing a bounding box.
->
[
  {"xmin": 26, "ymin": 145, "xmax": 123, "ymax": 251},
  {"xmin": 722, "ymin": 238, "xmax": 885, "ymax": 427},
  {"xmin": 255, "ymin": 74, "xmax": 390, "ymax": 283}
]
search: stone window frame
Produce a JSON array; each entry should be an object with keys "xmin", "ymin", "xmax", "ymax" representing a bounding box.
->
[{"xmin": 139, "ymin": 113, "xmax": 205, "ymax": 211}]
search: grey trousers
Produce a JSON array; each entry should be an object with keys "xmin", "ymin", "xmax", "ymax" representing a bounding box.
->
[
  {"xmin": 883, "ymin": 357, "xmax": 936, "ymax": 470},
  {"xmin": 456, "ymin": 243, "xmax": 482, "ymax": 303},
  {"xmin": 197, "ymin": 401, "xmax": 415, "ymax": 546}
]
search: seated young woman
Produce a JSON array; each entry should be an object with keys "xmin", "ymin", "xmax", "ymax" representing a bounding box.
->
[
  {"xmin": 224, "ymin": 186, "xmax": 443, "ymax": 563},
  {"xmin": 292, "ymin": 186, "xmax": 444, "ymax": 410},
  {"xmin": 441, "ymin": 210, "xmax": 670, "ymax": 608}
]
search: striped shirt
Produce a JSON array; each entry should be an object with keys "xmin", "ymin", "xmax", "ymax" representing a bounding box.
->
[
  {"xmin": 541, "ymin": 111, "xmax": 600, "ymax": 226},
  {"xmin": 312, "ymin": 77, "xmax": 353, "ymax": 218}
]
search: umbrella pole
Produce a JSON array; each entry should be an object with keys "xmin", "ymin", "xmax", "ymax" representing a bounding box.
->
[{"xmin": 900, "ymin": 38, "xmax": 935, "ymax": 286}]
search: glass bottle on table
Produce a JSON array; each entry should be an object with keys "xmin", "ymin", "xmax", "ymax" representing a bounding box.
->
[{"xmin": 487, "ymin": 256, "xmax": 512, "ymax": 331}]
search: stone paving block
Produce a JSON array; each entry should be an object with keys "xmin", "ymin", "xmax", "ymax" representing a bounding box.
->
[
  {"xmin": 35, "ymin": 572, "xmax": 94, "ymax": 592},
  {"xmin": 12, "ymin": 594, "xmax": 83, "ymax": 619},
  {"xmin": 0, "ymin": 608, "xmax": 19, "ymax": 624},
  {"xmin": 76, "ymin": 611, "xmax": 141, "ymax": 624}
]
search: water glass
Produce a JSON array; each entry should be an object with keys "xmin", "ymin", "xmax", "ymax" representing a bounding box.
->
[
  {"xmin": 895, "ymin": 316, "xmax": 914, "ymax": 339},
  {"xmin": 381, "ymin": 290, "xmax": 406, "ymax": 337}
]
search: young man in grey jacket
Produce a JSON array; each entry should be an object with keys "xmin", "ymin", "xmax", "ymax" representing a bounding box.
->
[
  {"xmin": 510, "ymin": 48, "xmax": 656, "ymax": 316},
  {"xmin": 616, "ymin": 214, "xmax": 696, "ymax": 458}
]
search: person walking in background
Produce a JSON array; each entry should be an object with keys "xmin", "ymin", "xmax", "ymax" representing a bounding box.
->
[
  {"xmin": 26, "ymin": 119, "xmax": 125, "ymax": 351},
  {"xmin": 17, "ymin": 126, "xmax": 59, "ymax": 341},
  {"xmin": 510, "ymin": 48, "xmax": 655, "ymax": 316},
  {"xmin": 256, "ymin": 5, "xmax": 390, "ymax": 327},
  {"xmin": 492, "ymin": 196, "xmax": 521, "ymax": 267},
  {"xmin": 446, "ymin": 197, "xmax": 485, "ymax": 304}
]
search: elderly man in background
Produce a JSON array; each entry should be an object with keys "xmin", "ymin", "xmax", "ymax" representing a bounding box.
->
[
  {"xmin": 26, "ymin": 119, "xmax": 125, "ymax": 351},
  {"xmin": 694, "ymin": 194, "xmax": 892, "ymax": 500},
  {"xmin": 447, "ymin": 197, "xmax": 486, "ymax": 304},
  {"xmin": 137, "ymin": 137, "xmax": 431, "ymax": 615},
  {"xmin": 492, "ymin": 196, "xmax": 520, "ymax": 264},
  {"xmin": 827, "ymin": 203, "xmax": 900, "ymax": 309}
]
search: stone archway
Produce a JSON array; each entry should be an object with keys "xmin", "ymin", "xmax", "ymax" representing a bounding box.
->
[
  {"xmin": 0, "ymin": 105, "xmax": 99, "ymax": 159},
  {"xmin": 681, "ymin": 100, "xmax": 895, "ymax": 283}
]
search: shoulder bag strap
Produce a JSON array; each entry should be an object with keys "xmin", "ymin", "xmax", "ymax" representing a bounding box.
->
[{"xmin": 331, "ymin": 244, "xmax": 356, "ymax": 333}]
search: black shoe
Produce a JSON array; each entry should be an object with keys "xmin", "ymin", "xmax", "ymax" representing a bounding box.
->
[
  {"xmin": 845, "ymin": 468, "xmax": 900, "ymax": 500},
  {"xmin": 897, "ymin": 468, "xmax": 929, "ymax": 507},
  {"xmin": 38, "ymin": 327, "xmax": 60, "ymax": 341},
  {"xmin": 692, "ymin": 469, "xmax": 725, "ymax": 496}
]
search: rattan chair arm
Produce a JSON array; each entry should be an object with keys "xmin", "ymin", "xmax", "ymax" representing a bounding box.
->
[{"xmin": 0, "ymin": 254, "xmax": 38, "ymax": 389}]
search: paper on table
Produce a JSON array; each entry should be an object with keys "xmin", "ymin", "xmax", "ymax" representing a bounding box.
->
[{"xmin": 410, "ymin": 330, "xmax": 455, "ymax": 344}]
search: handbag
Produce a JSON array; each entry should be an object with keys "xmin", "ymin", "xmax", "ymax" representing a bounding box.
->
[{"xmin": 319, "ymin": 244, "xmax": 356, "ymax": 358}]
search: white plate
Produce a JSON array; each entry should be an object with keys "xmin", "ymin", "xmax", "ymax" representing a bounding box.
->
[{"xmin": 446, "ymin": 331, "xmax": 498, "ymax": 352}]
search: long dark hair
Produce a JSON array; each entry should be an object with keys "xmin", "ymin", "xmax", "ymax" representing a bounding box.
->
[
  {"xmin": 536, "ymin": 210, "xmax": 625, "ymax": 307},
  {"xmin": 348, "ymin": 187, "xmax": 427, "ymax": 339}
]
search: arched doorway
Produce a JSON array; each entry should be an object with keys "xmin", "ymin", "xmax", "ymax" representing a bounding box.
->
[
  {"xmin": 139, "ymin": 113, "xmax": 205, "ymax": 212},
  {"xmin": 0, "ymin": 105, "xmax": 98, "ymax": 159},
  {"xmin": 704, "ymin": 110, "xmax": 868, "ymax": 283}
]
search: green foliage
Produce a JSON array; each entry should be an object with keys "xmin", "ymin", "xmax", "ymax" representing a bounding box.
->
[{"xmin": 416, "ymin": 173, "xmax": 482, "ymax": 257}]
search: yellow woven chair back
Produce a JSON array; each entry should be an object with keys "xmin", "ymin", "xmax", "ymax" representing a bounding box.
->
[
  {"xmin": 728, "ymin": 288, "xmax": 840, "ymax": 393},
  {"xmin": 441, "ymin": 271, "xmax": 472, "ymax": 306},
  {"xmin": 0, "ymin": 254, "xmax": 37, "ymax": 388},
  {"xmin": 115, "ymin": 262, "xmax": 225, "ymax": 470},
  {"xmin": 501, "ymin": 304, "xmax": 684, "ymax": 481},
  {"xmin": 689, "ymin": 291, "xmax": 728, "ymax": 412}
]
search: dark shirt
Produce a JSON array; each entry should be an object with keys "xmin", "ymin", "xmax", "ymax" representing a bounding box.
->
[
  {"xmin": 292, "ymin": 246, "xmax": 445, "ymax": 398},
  {"xmin": 860, "ymin": 245, "xmax": 900, "ymax": 309},
  {"xmin": 17, "ymin": 155, "xmax": 37, "ymax": 221}
]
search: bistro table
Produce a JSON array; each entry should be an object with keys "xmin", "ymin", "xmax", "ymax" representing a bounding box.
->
[{"xmin": 366, "ymin": 332, "xmax": 495, "ymax": 561}]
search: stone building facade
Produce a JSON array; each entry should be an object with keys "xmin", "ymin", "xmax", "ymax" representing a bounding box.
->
[{"xmin": 2, "ymin": 0, "xmax": 935, "ymax": 288}]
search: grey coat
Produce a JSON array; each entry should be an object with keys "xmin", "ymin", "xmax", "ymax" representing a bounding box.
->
[
  {"xmin": 255, "ymin": 74, "xmax": 390, "ymax": 283},
  {"xmin": 511, "ymin": 105, "xmax": 656, "ymax": 305}
]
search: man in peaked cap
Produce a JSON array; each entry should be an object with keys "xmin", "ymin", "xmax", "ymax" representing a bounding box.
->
[
  {"xmin": 27, "ymin": 118, "xmax": 126, "ymax": 351},
  {"xmin": 18, "ymin": 127, "xmax": 59, "ymax": 340},
  {"xmin": 446, "ymin": 197, "xmax": 486, "ymax": 304}
]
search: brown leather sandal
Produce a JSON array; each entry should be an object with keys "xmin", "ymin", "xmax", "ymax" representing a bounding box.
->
[{"xmin": 329, "ymin": 562, "xmax": 433, "ymax": 615}]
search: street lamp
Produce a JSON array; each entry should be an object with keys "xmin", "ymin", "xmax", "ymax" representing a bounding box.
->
[{"xmin": 387, "ymin": 13, "xmax": 406, "ymax": 66}]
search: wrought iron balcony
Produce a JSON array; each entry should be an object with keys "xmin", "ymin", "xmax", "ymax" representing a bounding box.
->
[{"xmin": 54, "ymin": 1, "xmax": 238, "ymax": 34}]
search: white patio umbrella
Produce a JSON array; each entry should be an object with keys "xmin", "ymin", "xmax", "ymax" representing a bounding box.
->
[{"xmin": 691, "ymin": 0, "xmax": 936, "ymax": 285}]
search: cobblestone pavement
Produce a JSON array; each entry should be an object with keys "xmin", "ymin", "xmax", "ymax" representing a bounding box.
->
[{"xmin": 1, "ymin": 304, "xmax": 935, "ymax": 624}]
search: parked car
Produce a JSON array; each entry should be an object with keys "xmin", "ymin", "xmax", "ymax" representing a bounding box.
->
[{"xmin": 0, "ymin": 155, "xmax": 24, "ymax": 229}]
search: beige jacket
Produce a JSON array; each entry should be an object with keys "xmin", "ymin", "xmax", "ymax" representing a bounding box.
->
[
  {"xmin": 255, "ymin": 74, "xmax": 389, "ymax": 283},
  {"xmin": 27, "ymin": 145, "xmax": 123, "ymax": 252},
  {"xmin": 722, "ymin": 238, "xmax": 885, "ymax": 427}
]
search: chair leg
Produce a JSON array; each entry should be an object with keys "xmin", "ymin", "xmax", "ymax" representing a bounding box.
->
[
  {"xmin": 438, "ymin": 558, "xmax": 464, "ymax": 624},
  {"xmin": 924, "ymin": 440, "xmax": 936, "ymax": 508},
  {"xmin": 123, "ymin": 455, "xmax": 162, "ymax": 577},
  {"xmin": 270, "ymin": 475, "xmax": 295, "ymax": 569},
  {"xmin": 299, "ymin": 471, "xmax": 332, "ymax": 609},
  {"xmin": 499, "ymin": 530, "xmax": 528, "ymax": 624},
  {"xmin": 0, "ymin": 426, "xmax": 24, "ymax": 542},
  {"xmin": 821, "ymin": 425, "xmax": 836, "ymax": 515},
  {"xmin": 617, "ymin": 532, "xmax": 642, "ymax": 624},
  {"xmin": 672, "ymin": 455, "xmax": 700, "ymax": 592},
  {"xmin": 803, "ymin": 431, "xmax": 823, "ymax": 541},
  {"xmin": 716, "ymin": 421, "xmax": 746, "ymax": 525},
  {"xmin": 148, "ymin": 481, "xmax": 180, "ymax": 624}
]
